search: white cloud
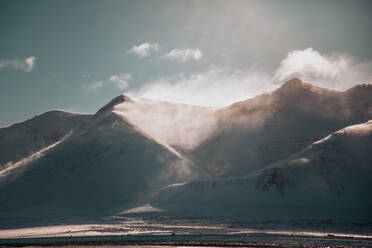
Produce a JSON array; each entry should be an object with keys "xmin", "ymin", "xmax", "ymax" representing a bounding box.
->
[
  {"xmin": 108, "ymin": 74, "xmax": 131, "ymax": 89},
  {"xmin": 0, "ymin": 56, "xmax": 37, "ymax": 72},
  {"xmin": 126, "ymin": 67, "xmax": 273, "ymax": 107},
  {"xmin": 25, "ymin": 57, "xmax": 37, "ymax": 71},
  {"xmin": 126, "ymin": 47, "xmax": 372, "ymax": 107},
  {"xmin": 129, "ymin": 43, "xmax": 159, "ymax": 58},
  {"xmin": 274, "ymin": 47, "xmax": 372, "ymax": 90},
  {"xmin": 162, "ymin": 48, "xmax": 203, "ymax": 62},
  {"xmin": 89, "ymin": 81, "xmax": 105, "ymax": 91},
  {"xmin": 89, "ymin": 73, "xmax": 131, "ymax": 91}
]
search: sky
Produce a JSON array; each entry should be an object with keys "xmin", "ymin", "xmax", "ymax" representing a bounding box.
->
[{"xmin": 1, "ymin": 0, "xmax": 372, "ymax": 126}]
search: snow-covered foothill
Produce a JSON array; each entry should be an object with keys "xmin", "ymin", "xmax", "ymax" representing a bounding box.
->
[{"xmin": 150, "ymin": 120, "xmax": 372, "ymax": 221}]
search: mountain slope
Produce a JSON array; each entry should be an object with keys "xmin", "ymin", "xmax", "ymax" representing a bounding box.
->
[
  {"xmin": 0, "ymin": 101, "xmax": 198, "ymax": 224},
  {"xmin": 1, "ymin": 79, "xmax": 371, "ymax": 225},
  {"xmin": 113, "ymin": 97, "xmax": 217, "ymax": 151},
  {"xmin": 150, "ymin": 120, "xmax": 372, "ymax": 220},
  {"xmin": 190, "ymin": 78, "xmax": 372, "ymax": 177},
  {"xmin": 0, "ymin": 110, "xmax": 90, "ymax": 169}
]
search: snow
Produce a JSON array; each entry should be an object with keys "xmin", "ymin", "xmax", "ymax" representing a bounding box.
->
[
  {"xmin": 189, "ymin": 78, "xmax": 372, "ymax": 177},
  {"xmin": 0, "ymin": 131, "xmax": 71, "ymax": 177},
  {"xmin": 120, "ymin": 204, "xmax": 163, "ymax": 214},
  {"xmin": 0, "ymin": 110, "xmax": 89, "ymax": 169},
  {"xmin": 150, "ymin": 120, "xmax": 372, "ymax": 220},
  {"xmin": 0, "ymin": 217, "xmax": 371, "ymax": 246},
  {"xmin": 114, "ymin": 97, "xmax": 217, "ymax": 151},
  {"xmin": 0, "ymin": 110, "xmax": 198, "ymax": 224},
  {"xmin": 0, "ymin": 78, "xmax": 371, "ymax": 228}
]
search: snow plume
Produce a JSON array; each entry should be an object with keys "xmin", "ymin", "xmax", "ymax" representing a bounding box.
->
[
  {"xmin": 155, "ymin": 153, "xmax": 199, "ymax": 189},
  {"xmin": 127, "ymin": 67, "xmax": 274, "ymax": 107},
  {"xmin": 129, "ymin": 43, "xmax": 160, "ymax": 58},
  {"xmin": 114, "ymin": 98, "xmax": 217, "ymax": 150},
  {"xmin": 274, "ymin": 48, "xmax": 372, "ymax": 90},
  {"xmin": 0, "ymin": 56, "xmax": 37, "ymax": 72}
]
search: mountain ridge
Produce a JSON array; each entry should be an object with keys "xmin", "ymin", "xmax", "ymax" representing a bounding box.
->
[
  {"xmin": 150, "ymin": 120, "xmax": 372, "ymax": 220},
  {"xmin": 193, "ymin": 78, "xmax": 372, "ymax": 177},
  {"xmin": 0, "ymin": 110, "xmax": 90, "ymax": 169},
  {"xmin": 0, "ymin": 77, "xmax": 371, "ymax": 226}
]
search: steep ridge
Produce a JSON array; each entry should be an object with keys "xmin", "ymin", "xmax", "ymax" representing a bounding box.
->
[
  {"xmin": 0, "ymin": 111, "xmax": 90, "ymax": 169},
  {"xmin": 95, "ymin": 94, "xmax": 133, "ymax": 116},
  {"xmin": 0, "ymin": 100, "xmax": 198, "ymax": 225},
  {"xmin": 190, "ymin": 78, "xmax": 372, "ymax": 177},
  {"xmin": 150, "ymin": 120, "xmax": 372, "ymax": 220}
]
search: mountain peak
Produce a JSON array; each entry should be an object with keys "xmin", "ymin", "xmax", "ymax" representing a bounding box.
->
[
  {"xmin": 280, "ymin": 77, "xmax": 305, "ymax": 89},
  {"xmin": 95, "ymin": 94, "xmax": 133, "ymax": 115},
  {"xmin": 275, "ymin": 77, "xmax": 339, "ymax": 97},
  {"xmin": 274, "ymin": 77, "xmax": 314, "ymax": 96},
  {"xmin": 347, "ymin": 83, "xmax": 372, "ymax": 92}
]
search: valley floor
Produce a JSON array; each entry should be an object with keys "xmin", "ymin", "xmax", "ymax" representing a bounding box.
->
[
  {"xmin": 0, "ymin": 217, "xmax": 371, "ymax": 247},
  {"xmin": 0, "ymin": 233, "xmax": 371, "ymax": 247}
]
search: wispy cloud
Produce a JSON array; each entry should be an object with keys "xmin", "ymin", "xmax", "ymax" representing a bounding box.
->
[
  {"xmin": 126, "ymin": 67, "xmax": 273, "ymax": 107},
  {"xmin": 88, "ymin": 73, "xmax": 132, "ymax": 91},
  {"xmin": 129, "ymin": 43, "xmax": 160, "ymax": 58},
  {"xmin": 0, "ymin": 56, "xmax": 37, "ymax": 72},
  {"xmin": 274, "ymin": 47, "xmax": 372, "ymax": 90},
  {"xmin": 126, "ymin": 47, "xmax": 372, "ymax": 107},
  {"xmin": 108, "ymin": 74, "xmax": 131, "ymax": 89},
  {"xmin": 162, "ymin": 48, "xmax": 202, "ymax": 62},
  {"xmin": 89, "ymin": 81, "xmax": 105, "ymax": 91}
]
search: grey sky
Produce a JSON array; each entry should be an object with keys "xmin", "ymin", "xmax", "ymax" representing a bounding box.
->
[{"xmin": 1, "ymin": 0, "xmax": 372, "ymax": 126}]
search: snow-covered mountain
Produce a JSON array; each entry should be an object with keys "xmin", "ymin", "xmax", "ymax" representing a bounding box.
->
[
  {"xmin": 0, "ymin": 78, "xmax": 371, "ymax": 225},
  {"xmin": 0, "ymin": 97, "xmax": 198, "ymax": 221},
  {"xmin": 190, "ymin": 78, "xmax": 372, "ymax": 177},
  {"xmin": 150, "ymin": 120, "xmax": 372, "ymax": 220}
]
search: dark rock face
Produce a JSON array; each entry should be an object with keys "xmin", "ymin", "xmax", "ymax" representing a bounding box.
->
[{"xmin": 95, "ymin": 95, "xmax": 133, "ymax": 116}]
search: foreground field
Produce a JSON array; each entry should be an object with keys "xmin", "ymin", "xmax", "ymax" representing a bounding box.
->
[
  {"xmin": 0, "ymin": 233, "xmax": 372, "ymax": 247},
  {"xmin": 0, "ymin": 217, "xmax": 371, "ymax": 247}
]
